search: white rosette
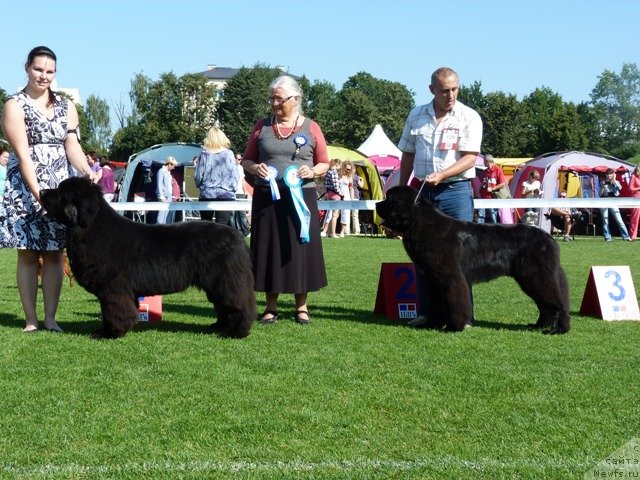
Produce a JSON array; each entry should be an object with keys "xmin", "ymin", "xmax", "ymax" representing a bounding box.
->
[
  {"xmin": 283, "ymin": 165, "xmax": 311, "ymax": 243},
  {"xmin": 265, "ymin": 166, "xmax": 280, "ymax": 200}
]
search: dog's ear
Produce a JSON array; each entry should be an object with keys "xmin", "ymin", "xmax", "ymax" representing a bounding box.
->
[
  {"xmin": 63, "ymin": 204, "xmax": 79, "ymax": 225},
  {"xmin": 74, "ymin": 197, "xmax": 98, "ymax": 229}
]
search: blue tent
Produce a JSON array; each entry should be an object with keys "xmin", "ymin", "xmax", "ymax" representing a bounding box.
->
[{"xmin": 117, "ymin": 142, "xmax": 203, "ymax": 204}]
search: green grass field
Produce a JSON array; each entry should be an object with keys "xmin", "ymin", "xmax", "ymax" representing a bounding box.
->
[{"xmin": 0, "ymin": 235, "xmax": 639, "ymax": 479}]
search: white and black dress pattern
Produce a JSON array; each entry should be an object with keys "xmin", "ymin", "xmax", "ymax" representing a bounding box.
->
[{"xmin": 0, "ymin": 91, "xmax": 71, "ymax": 250}]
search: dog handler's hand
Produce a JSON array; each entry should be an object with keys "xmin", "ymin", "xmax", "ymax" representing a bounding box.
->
[
  {"xmin": 297, "ymin": 165, "xmax": 314, "ymax": 179},
  {"xmin": 254, "ymin": 163, "xmax": 269, "ymax": 179},
  {"xmin": 425, "ymin": 172, "xmax": 445, "ymax": 186}
]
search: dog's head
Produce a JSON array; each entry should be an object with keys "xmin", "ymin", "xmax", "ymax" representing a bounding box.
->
[
  {"xmin": 40, "ymin": 177, "xmax": 103, "ymax": 229},
  {"xmin": 376, "ymin": 186, "xmax": 420, "ymax": 233}
]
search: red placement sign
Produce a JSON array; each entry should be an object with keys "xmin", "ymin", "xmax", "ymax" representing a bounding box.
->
[
  {"xmin": 374, "ymin": 263, "xmax": 418, "ymax": 320},
  {"xmin": 138, "ymin": 296, "xmax": 163, "ymax": 323}
]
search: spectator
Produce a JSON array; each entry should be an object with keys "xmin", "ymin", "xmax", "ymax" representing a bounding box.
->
[
  {"xmin": 194, "ymin": 126, "xmax": 238, "ymax": 226},
  {"xmin": 548, "ymin": 191, "xmax": 576, "ymax": 242},
  {"xmin": 338, "ymin": 160, "xmax": 355, "ymax": 237},
  {"xmin": 97, "ymin": 156, "xmax": 116, "ymax": 201},
  {"xmin": 628, "ymin": 164, "xmax": 640, "ymax": 241},
  {"xmin": 156, "ymin": 156, "xmax": 178, "ymax": 224},
  {"xmin": 0, "ymin": 148, "xmax": 9, "ymax": 197},
  {"xmin": 241, "ymin": 75, "xmax": 330, "ymax": 325},
  {"xmin": 478, "ymin": 154, "xmax": 507, "ymax": 223},
  {"xmin": 351, "ymin": 168, "xmax": 364, "ymax": 234},
  {"xmin": 599, "ymin": 168, "xmax": 631, "ymax": 242},
  {"xmin": 521, "ymin": 169, "xmax": 543, "ymax": 213},
  {"xmin": 0, "ymin": 46, "xmax": 95, "ymax": 333},
  {"xmin": 230, "ymin": 154, "xmax": 250, "ymax": 236},
  {"xmin": 320, "ymin": 158, "xmax": 342, "ymax": 238}
]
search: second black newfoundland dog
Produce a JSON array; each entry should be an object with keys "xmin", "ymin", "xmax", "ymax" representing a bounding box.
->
[
  {"xmin": 40, "ymin": 177, "xmax": 255, "ymax": 339},
  {"xmin": 376, "ymin": 186, "xmax": 570, "ymax": 334}
]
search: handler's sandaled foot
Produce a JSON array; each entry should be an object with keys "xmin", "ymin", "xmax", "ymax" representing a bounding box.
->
[
  {"xmin": 259, "ymin": 310, "xmax": 278, "ymax": 324},
  {"xmin": 294, "ymin": 309, "xmax": 311, "ymax": 325}
]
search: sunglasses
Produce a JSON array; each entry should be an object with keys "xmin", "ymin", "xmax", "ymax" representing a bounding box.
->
[{"xmin": 267, "ymin": 96, "xmax": 293, "ymax": 105}]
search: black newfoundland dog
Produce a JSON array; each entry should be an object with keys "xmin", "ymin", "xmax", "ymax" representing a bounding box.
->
[
  {"xmin": 376, "ymin": 186, "xmax": 570, "ymax": 334},
  {"xmin": 40, "ymin": 177, "xmax": 255, "ymax": 339}
]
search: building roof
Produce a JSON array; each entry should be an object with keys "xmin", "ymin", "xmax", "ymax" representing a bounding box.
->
[{"xmin": 198, "ymin": 66, "xmax": 240, "ymax": 81}]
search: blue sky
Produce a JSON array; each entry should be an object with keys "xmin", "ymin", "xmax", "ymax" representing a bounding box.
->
[{"xmin": 2, "ymin": 0, "xmax": 639, "ymax": 119}]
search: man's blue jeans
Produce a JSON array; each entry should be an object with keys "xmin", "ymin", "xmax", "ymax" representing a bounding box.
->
[
  {"xmin": 600, "ymin": 207, "xmax": 630, "ymax": 240},
  {"xmin": 415, "ymin": 180, "xmax": 474, "ymax": 320},
  {"xmin": 476, "ymin": 208, "xmax": 498, "ymax": 223}
]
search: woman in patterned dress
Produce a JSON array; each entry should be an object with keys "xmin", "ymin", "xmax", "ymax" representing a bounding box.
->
[{"xmin": 0, "ymin": 46, "xmax": 95, "ymax": 333}]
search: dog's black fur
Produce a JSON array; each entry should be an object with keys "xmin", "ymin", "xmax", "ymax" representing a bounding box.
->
[
  {"xmin": 376, "ymin": 186, "xmax": 570, "ymax": 334},
  {"xmin": 40, "ymin": 177, "xmax": 255, "ymax": 339}
]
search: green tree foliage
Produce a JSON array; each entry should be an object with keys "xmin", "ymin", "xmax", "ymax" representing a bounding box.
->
[
  {"xmin": 328, "ymin": 72, "xmax": 413, "ymax": 148},
  {"xmin": 480, "ymin": 91, "xmax": 529, "ymax": 157},
  {"xmin": 109, "ymin": 72, "xmax": 216, "ymax": 161},
  {"xmin": 216, "ymin": 64, "xmax": 282, "ymax": 153},
  {"xmin": 521, "ymin": 87, "xmax": 567, "ymax": 155},
  {"xmin": 306, "ymin": 80, "xmax": 339, "ymax": 136},
  {"xmin": 458, "ymin": 80, "xmax": 487, "ymax": 112},
  {"xmin": 590, "ymin": 63, "xmax": 640, "ymax": 159},
  {"xmin": 102, "ymin": 62, "xmax": 640, "ymax": 161},
  {"xmin": 83, "ymin": 94, "xmax": 112, "ymax": 155}
]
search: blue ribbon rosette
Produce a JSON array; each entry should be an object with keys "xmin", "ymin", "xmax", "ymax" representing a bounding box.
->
[
  {"xmin": 283, "ymin": 165, "xmax": 311, "ymax": 243},
  {"xmin": 265, "ymin": 166, "xmax": 280, "ymax": 200}
]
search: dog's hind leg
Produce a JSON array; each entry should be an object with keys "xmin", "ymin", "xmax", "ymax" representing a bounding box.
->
[
  {"xmin": 92, "ymin": 293, "xmax": 139, "ymax": 339},
  {"xmin": 205, "ymin": 283, "xmax": 255, "ymax": 339},
  {"xmin": 515, "ymin": 269, "xmax": 570, "ymax": 334}
]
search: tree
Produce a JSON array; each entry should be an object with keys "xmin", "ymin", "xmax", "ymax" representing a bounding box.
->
[
  {"xmin": 458, "ymin": 80, "xmax": 487, "ymax": 113},
  {"xmin": 328, "ymin": 72, "xmax": 414, "ymax": 148},
  {"xmin": 83, "ymin": 94, "xmax": 112, "ymax": 155},
  {"xmin": 480, "ymin": 91, "xmax": 529, "ymax": 157},
  {"xmin": 305, "ymin": 80, "xmax": 339, "ymax": 134},
  {"xmin": 521, "ymin": 87, "xmax": 567, "ymax": 155},
  {"xmin": 590, "ymin": 63, "xmax": 640, "ymax": 159},
  {"xmin": 547, "ymin": 102, "xmax": 589, "ymax": 153},
  {"xmin": 109, "ymin": 72, "xmax": 216, "ymax": 160},
  {"xmin": 216, "ymin": 64, "xmax": 282, "ymax": 152}
]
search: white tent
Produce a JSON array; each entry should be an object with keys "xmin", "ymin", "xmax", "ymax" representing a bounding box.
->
[{"xmin": 357, "ymin": 124, "xmax": 402, "ymax": 158}]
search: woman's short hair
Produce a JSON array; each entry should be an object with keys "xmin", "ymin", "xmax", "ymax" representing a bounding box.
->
[
  {"xmin": 203, "ymin": 126, "xmax": 231, "ymax": 151},
  {"xmin": 269, "ymin": 75, "xmax": 303, "ymax": 115}
]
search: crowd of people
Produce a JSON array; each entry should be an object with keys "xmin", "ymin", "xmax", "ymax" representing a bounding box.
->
[{"xmin": 1, "ymin": 46, "xmax": 638, "ymax": 335}]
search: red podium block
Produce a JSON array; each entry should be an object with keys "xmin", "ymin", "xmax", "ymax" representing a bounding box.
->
[
  {"xmin": 138, "ymin": 296, "xmax": 163, "ymax": 322},
  {"xmin": 374, "ymin": 263, "xmax": 418, "ymax": 320},
  {"xmin": 579, "ymin": 266, "xmax": 640, "ymax": 321}
]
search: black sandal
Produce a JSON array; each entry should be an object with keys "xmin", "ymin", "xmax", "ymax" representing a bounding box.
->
[
  {"xmin": 259, "ymin": 309, "xmax": 278, "ymax": 324},
  {"xmin": 295, "ymin": 309, "xmax": 311, "ymax": 325}
]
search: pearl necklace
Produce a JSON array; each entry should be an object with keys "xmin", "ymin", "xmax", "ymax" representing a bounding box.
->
[{"xmin": 273, "ymin": 115, "xmax": 299, "ymax": 140}]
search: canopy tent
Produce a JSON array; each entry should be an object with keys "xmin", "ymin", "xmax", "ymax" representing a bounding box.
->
[
  {"xmin": 509, "ymin": 151, "xmax": 636, "ymax": 231},
  {"xmin": 326, "ymin": 145, "xmax": 385, "ymax": 229},
  {"xmin": 357, "ymin": 124, "xmax": 401, "ymax": 180},
  {"xmin": 117, "ymin": 143, "xmax": 203, "ymax": 221},
  {"xmin": 357, "ymin": 124, "xmax": 402, "ymax": 158}
]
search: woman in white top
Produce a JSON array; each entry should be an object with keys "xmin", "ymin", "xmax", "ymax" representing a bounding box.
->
[{"xmin": 521, "ymin": 170, "xmax": 542, "ymax": 213}]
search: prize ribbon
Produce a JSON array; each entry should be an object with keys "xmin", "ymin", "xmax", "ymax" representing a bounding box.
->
[
  {"xmin": 283, "ymin": 166, "xmax": 310, "ymax": 243},
  {"xmin": 265, "ymin": 166, "xmax": 280, "ymax": 200}
]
